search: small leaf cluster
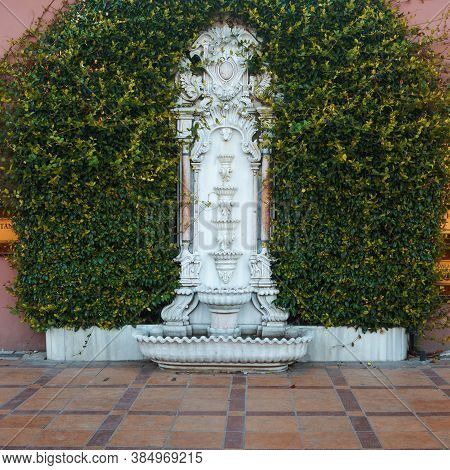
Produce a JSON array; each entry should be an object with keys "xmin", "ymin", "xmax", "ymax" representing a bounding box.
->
[{"xmin": 0, "ymin": 0, "xmax": 447, "ymax": 332}]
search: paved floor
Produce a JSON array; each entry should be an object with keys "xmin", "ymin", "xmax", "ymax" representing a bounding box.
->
[{"xmin": 0, "ymin": 359, "xmax": 448, "ymax": 450}]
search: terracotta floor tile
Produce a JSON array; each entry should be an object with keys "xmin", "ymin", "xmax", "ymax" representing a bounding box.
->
[
  {"xmin": 294, "ymin": 389, "xmax": 344, "ymax": 412},
  {"xmin": 26, "ymin": 388, "xmax": 77, "ymax": 401},
  {"xmin": 47, "ymin": 388, "xmax": 81, "ymax": 399},
  {"xmin": 172, "ymin": 415, "xmax": 226, "ymax": 432},
  {"xmin": 109, "ymin": 428, "xmax": 168, "ymax": 448},
  {"xmin": 0, "ymin": 415, "xmax": 52, "ymax": 429},
  {"xmin": 65, "ymin": 398, "xmax": 119, "ymax": 412},
  {"xmin": 0, "ymin": 369, "xmax": 45, "ymax": 386},
  {"xmin": 118, "ymin": 415, "xmax": 174, "ymax": 430},
  {"xmin": 248, "ymin": 376, "xmax": 290, "ymax": 387},
  {"xmin": 420, "ymin": 416, "xmax": 450, "ymax": 432},
  {"xmin": 183, "ymin": 388, "xmax": 229, "ymax": 400},
  {"xmin": 245, "ymin": 432, "xmax": 302, "ymax": 450},
  {"xmin": 368, "ymin": 416, "xmax": 427, "ymax": 432},
  {"xmin": 132, "ymin": 398, "xmax": 182, "ymax": 412},
  {"xmin": 341, "ymin": 369, "xmax": 384, "ymax": 387},
  {"xmin": 148, "ymin": 373, "xmax": 190, "ymax": 386},
  {"xmin": 301, "ymin": 431, "xmax": 361, "ymax": 449},
  {"xmin": 246, "ymin": 416, "xmax": 297, "ymax": 433},
  {"xmin": 46, "ymin": 414, "xmax": 105, "ymax": 431},
  {"xmin": 246, "ymin": 398, "xmax": 294, "ymax": 412},
  {"xmin": 0, "ymin": 388, "xmax": 24, "ymax": 406},
  {"xmin": 289, "ymin": 369, "xmax": 333, "ymax": 387},
  {"xmin": 64, "ymin": 389, "xmax": 124, "ymax": 411},
  {"xmin": 90, "ymin": 367, "xmax": 140, "ymax": 385},
  {"xmin": 47, "ymin": 369, "xmax": 103, "ymax": 386},
  {"xmin": 18, "ymin": 397, "xmax": 72, "ymax": 411},
  {"xmin": 299, "ymin": 416, "xmax": 353, "ymax": 432},
  {"xmin": 435, "ymin": 431, "xmax": 449, "ymax": 447},
  {"xmin": 432, "ymin": 368, "xmax": 450, "ymax": 382},
  {"xmin": 168, "ymin": 431, "xmax": 224, "ymax": 449},
  {"xmin": 247, "ymin": 389, "xmax": 291, "ymax": 401},
  {"xmin": 406, "ymin": 399, "xmax": 450, "ymax": 413},
  {"xmin": 180, "ymin": 398, "xmax": 228, "ymax": 412},
  {"xmin": 141, "ymin": 388, "xmax": 186, "ymax": 400},
  {"xmin": 352, "ymin": 389, "xmax": 408, "ymax": 412},
  {"xmin": 377, "ymin": 431, "xmax": 443, "ymax": 449},
  {"xmin": 380, "ymin": 370, "xmax": 434, "ymax": 386},
  {"xmin": 189, "ymin": 375, "xmax": 231, "ymax": 386},
  {"xmin": 71, "ymin": 388, "xmax": 124, "ymax": 400},
  {"xmin": 0, "ymin": 427, "xmax": 41, "ymax": 447},
  {"xmin": 29, "ymin": 430, "xmax": 94, "ymax": 448},
  {"xmin": 396, "ymin": 388, "xmax": 448, "ymax": 402}
]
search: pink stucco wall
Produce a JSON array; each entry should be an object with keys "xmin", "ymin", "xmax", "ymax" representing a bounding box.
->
[
  {"xmin": 0, "ymin": 0, "xmax": 448, "ymax": 352},
  {"xmin": 0, "ymin": 257, "xmax": 45, "ymax": 351}
]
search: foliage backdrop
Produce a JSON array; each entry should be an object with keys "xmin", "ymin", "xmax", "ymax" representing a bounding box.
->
[{"xmin": 0, "ymin": 0, "xmax": 447, "ymax": 332}]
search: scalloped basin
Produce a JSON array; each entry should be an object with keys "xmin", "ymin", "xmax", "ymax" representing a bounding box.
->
[
  {"xmin": 134, "ymin": 334, "xmax": 313, "ymax": 372},
  {"xmin": 196, "ymin": 287, "xmax": 253, "ymax": 306}
]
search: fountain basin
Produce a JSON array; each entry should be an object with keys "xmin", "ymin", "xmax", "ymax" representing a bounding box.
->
[
  {"xmin": 196, "ymin": 287, "xmax": 254, "ymax": 337},
  {"xmin": 134, "ymin": 332, "xmax": 313, "ymax": 372},
  {"xmin": 196, "ymin": 287, "xmax": 252, "ymax": 306}
]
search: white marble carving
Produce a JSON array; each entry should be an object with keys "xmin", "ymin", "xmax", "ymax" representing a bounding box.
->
[
  {"xmin": 135, "ymin": 22, "xmax": 312, "ymax": 371},
  {"xmin": 135, "ymin": 334, "xmax": 312, "ymax": 372},
  {"xmin": 176, "ymin": 244, "xmax": 201, "ymax": 287}
]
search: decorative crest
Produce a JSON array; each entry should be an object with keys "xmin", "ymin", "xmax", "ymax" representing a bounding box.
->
[{"xmin": 177, "ymin": 23, "xmax": 272, "ymax": 163}]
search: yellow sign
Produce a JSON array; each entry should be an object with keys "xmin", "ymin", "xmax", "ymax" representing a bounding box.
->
[
  {"xmin": 0, "ymin": 218, "xmax": 17, "ymax": 243},
  {"xmin": 444, "ymin": 211, "xmax": 450, "ymax": 235}
]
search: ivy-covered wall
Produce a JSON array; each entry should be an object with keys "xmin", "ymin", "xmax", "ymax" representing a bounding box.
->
[{"xmin": 0, "ymin": 0, "xmax": 447, "ymax": 333}]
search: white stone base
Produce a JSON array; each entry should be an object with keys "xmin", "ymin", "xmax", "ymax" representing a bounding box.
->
[
  {"xmin": 46, "ymin": 325, "xmax": 408, "ymax": 362},
  {"xmin": 46, "ymin": 326, "xmax": 144, "ymax": 361},
  {"xmin": 300, "ymin": 326, "xmax": 408, "ymax": 362}
]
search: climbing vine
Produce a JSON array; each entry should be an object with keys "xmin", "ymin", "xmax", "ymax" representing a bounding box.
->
[{"xmin": 0, "ymin": 0, "xmax": 447, "ymax": 332}]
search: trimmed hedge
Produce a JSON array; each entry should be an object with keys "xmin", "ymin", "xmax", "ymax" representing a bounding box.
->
[{"xmin": 0, "ymin": 0, "xmax": 447, "ymax": 332}]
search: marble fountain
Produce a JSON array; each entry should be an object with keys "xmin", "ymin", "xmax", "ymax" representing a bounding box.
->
[{"xmin": 134, "ymin": 23, "xmax": 312, "ymax": 372}]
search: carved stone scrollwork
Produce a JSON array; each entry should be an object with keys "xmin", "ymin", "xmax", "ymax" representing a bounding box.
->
[
  {"xmin": 177, "ymin": 24, "xmax": 269, "ymax": 164},
  {"xmin": 177, "ymin": 58, "xmax": 204, "ymax": 104},
  {"xmin": 161, "ymin": 288, "xmax": 199, "ymax": 325},
  {"xmin": 251, "ymin": 292, "xmax": 289, "ymax": 325}
]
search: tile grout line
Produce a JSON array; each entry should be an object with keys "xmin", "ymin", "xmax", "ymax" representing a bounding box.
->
[
  {"xmin": 224, "ymin": 375, "xmax": 246, "ymax": 449},
  {"xmin": 0, "ymin": 365, "xmax": 66, "ymax": 446},
  {"xmin": 76, "ymin": 362, "xmax": 131, "ymax": 448},
  {"xmin": 289, "ymin": 373, "xmax": 304, "ymax": 450},
  {"xmin": 243, "ymin": 374, "xmax": 248, "ymax": 450},
  {"xmin": 162, "ymin": 374, "xmax": 190, "ymax": 450},
  {"xmin": 223, "ymin": 376, "xmax": 233, "ymax": 450},
  {"xmin": 88, "ymin": 364, "xmax": 156, "ymax": 449},
  {"xmin": 326, "ymin": 367, "xmax": 362, "ymax": 449},
  {"xmin": 332, "ymin": 374, "xmax": 383, "ymax": 450},
  {"xmin": 373, "ymin": 366, "xmax": 449, "ymax": 448},
  {"xmin": 421, "ymin": 367, "xmax": 448, "ymax": 387},
  {"xmin": 321, "ymin": 328, "xmax": 449, "ymax": 449}
]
